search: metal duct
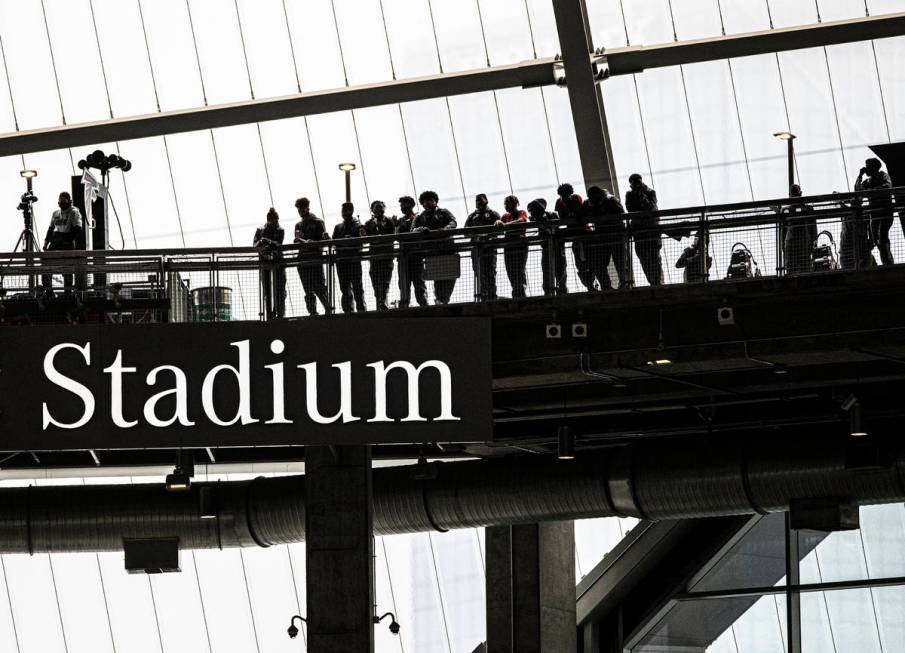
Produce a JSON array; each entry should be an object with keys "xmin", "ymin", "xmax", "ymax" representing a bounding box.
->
[{"xmin": 0, "ymin": 438, "xmax": 902, "ymax": 553}]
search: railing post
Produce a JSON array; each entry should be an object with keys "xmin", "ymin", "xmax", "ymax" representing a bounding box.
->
[
  {"xmin": 776, "ymin": 210, "xmax": 785, "ymax": 277},
  {"xmin": 700, "ymin": 211, "xmax": 709, "ymax": 282},
  {"xmin": 854, "ymin": 199, "xmax": 863, "ymax": 272},
  {"xmin": 327, "ymin": 243, "xmax": 336, "ymax": 314}
]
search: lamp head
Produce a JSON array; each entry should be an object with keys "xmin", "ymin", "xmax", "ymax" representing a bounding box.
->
[
  {"xmin": 287, "ymin": 624, "xmax": 299, "ymax": 639},
  {"xmin": 20, "ymin": 170, "xmax": 37, "ymax": 179},
  {"xmin": 338, "ymin": 162, "xmax": 357, "ymax": 172},
  {"xmin": 773, "ymin": 131, "xmax": 796, "ymax": 141}
]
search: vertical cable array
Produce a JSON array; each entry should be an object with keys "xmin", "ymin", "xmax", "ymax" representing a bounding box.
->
[
  {"xmin": 426, "ymin": 0, "xmax": 469, "ymax": 209},
  {"xmin": 377, "ymin": 0, "xmax": 419, "ymax": 197},
  {"xmin": 46, "ymin": 554, "xmax": 69, "ymax": 652},
  {"xmin": 812, "ymin": 1, "xmax": 851, "ymax": 189},
  {"xmin": 231, "ymin": 0, "xmax": 275, "ymax": 208},
  {"xmin": 38, "ymin": 0, "xmax": 75, "ymax": 174},
  {"xmin": 617, "ymin": 1, "xmax": 655, "ymax": 187},
  {"xmin": 190, "ymin": 551, "xmax": 214, "ymax": 653},
  {"xmin": 380, "ymin": 538, "xmax": 406, "ymax": 653},
  {"xmin": 666, "ymin": 0, "xmax": 707, "ymax": 204},
  {"xmin": 136, "ymin": 0, "xmax": 187, "ymax": 248},
  {"xmin": 474, "ymin": 0, "xmax": 515, "ymax": 196},
  {"xmin": 281, "ymin": 0, "xmax": 327, "ymax": 220},
  {"xmin": 716, "ymin": 0, "xmax": 756, "ymax": 201},
  {"xmin": 426, "ymin": 533, "xmax": 454, "ymax": 653},
  {"xmin": 87, "ymin": 0, "xmax": 138, "ymax": 248},
  {"xmin": 522, "ymin": 0, "xmax": 562, "ymax": 185},
  {"xmin": 863, "ymin": 0, "xmax": 892, "ymax": 142},
  {"xmin": 285, "ymin": 548, "xmax": 308, "ymax": 648},
  {"xmin": 0, "ymin": 556, "xmax": 21, "ymax": 653},
  {"xmin": 329, "ymin": 0, "xmax": 371, "ymax": 206},
  {"xmin": 81, "ymin": 479, "xmax": 118, "ymax": 653},
  {"xmin": 764, "ymin": 1, "xmax": 797, "ymax": 184},
  {"xmin": 0, "ymin": 27, "xmax": 28, "ymax": 172}
]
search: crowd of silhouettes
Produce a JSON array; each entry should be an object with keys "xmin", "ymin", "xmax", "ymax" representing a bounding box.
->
[{"xmin": 252, "ymin": 158, "xmax": 898, "ymax": 318}]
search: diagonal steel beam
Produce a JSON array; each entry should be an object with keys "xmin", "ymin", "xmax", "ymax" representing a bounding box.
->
[{"xmin": 0, "ymin": 12, "xmax": 902, "ymax": 156}]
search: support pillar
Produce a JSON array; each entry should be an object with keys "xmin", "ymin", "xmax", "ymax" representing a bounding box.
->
[
  {"xmin": 552, "ymin": 0, "xmax": 619, "ymax": 197},
  {"xmin": 305, "ymin": 445, "xmax": 374, "ymax": 653},
  {"xmin": 486, "ymin": 521, "xmax": 577, "ymax": 653}
]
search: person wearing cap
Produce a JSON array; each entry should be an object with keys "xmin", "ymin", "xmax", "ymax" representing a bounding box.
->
[
  {"xmin": 413, "ymin": 190, "xmax": 458, "ymax": 304},
  {"xmin": 253, "ymin": 207, "xmax": 286, "ymax": 319},
  {"xmin": 293, "ymin": 197, "xmax": 331, "ymax": 315},
  {"xmin": 331, "ymin": 202, "xmax": 367, "ymax": 312},
  {"xmin": 364, "ymin": 200, "xmax": 396, "ymax": 310},
  {"xmin": 395, "ymin": 195, "xmax": 428, "ymax": 308},
  {"xmin": 856, "ymin": 157, "xmax": 894, "ymax": 265},
  {"xmin": 581, "ymin": 186, "xmax": 628, "ymax": 291},
  {"xmin": 528, "ymin": 198, "xmax": 567, "ymax": 296},
  {"xmin": 464, "ymin": 193, "xmax": 500, "ymax": 301},
  {"xmin": 626, "ymin": 173, "xmax": 663, "ymax": 286},
  {"xmin": 498, "ymin": 195, "xmax": 529, "ymax": 299}
]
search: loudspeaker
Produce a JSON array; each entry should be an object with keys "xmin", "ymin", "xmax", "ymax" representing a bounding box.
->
[
  {"xmin": 546, "ymin": 323, "xmax": 562, "ymax": 339},
  {"xmin": 124, "ymin": 537, "xmax": 181, "ymax": 574},
  {"xmin": 717, "ymin": 306, "xmax": 735, "ymax": 326},
  {"xmin": 572, "ymin": 322, "xmax": 588, "ymax": 338}
]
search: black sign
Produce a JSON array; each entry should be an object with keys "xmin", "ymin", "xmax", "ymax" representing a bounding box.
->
[{"xmin": 0, "ymin": 318, "xmax": 492, "ymax": 450}]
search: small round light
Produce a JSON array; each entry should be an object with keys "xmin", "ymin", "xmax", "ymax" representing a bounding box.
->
[{"xmin": 20, "ymin": 169, "xmax": 37, "ymax": 179}]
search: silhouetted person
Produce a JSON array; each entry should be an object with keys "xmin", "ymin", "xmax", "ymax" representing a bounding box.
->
[
  {"xmin": 396, "ymin": 195, "xmax": 427, "ymax": 308},
  {"xmin": 465, "ymin": 193, "xmax": 500, "ymax": 301},
  {"xmin": 293, "ymin": 197, "xmax": 331, "ymax": 315},
  {"xmin": 675, "ymin": 228, "xmax": 712, "ymax": 283},
  {"xmin": 41, "ymin": 191, "xmax": 83, "ymax": 298},
  {"xmin": 499, "ymin": 195, "xmax": 529, "ymax": 299},
  {"xmin": 626, "ymin": 173, "xmax": 663, "ymax": 286},
  {"xmin": 364, "ymin": 200, "xmax": 396, "ymax": 311},
  {"xmin": 413, "ymin": 190, "xmax": 458, "ymax": 304},
  {"xmin": 856, "ymin": 157, "xmax": 894, "ymax": 265},
  {"xmin": 837, "ymin": 193, "xmax": 876, "ymax": 270},
  {"xmin": 582, "ymin": 186, "xmax": 628, "ymax": 291},
  {"xmin": 253, "ymin": 207, "xmax": 286, "ymax": 319},
  {"xmin": 332, "ymin": 202, "xmax": 366, "ymax": 312},
  {"xmin": 555, "ymin": 183, "xmax": 586, "ymax": 289},
  {"xmin": 528, "ymin": 198, "xmax": 566, "ymax": 296},
  {"xmin": 782, "ymin": 184, "xmax": 817, "ymax": 275}
]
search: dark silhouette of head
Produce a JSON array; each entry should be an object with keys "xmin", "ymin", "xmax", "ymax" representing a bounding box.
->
[
  {"xmin": 557, "ymin": 183, "xmax": 574, "ymax": 199},
  {"xmin": 419, "ymin": 190, "xmax": 439, "ymax": 210}
]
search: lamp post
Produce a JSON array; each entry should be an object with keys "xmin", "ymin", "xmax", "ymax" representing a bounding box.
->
[
  {"xmin": 773, "ymin": 131, "xmax": 796, "ymax": 193},
  {"xmin": 338, "ymin": 162, "xmax": 356, "ymax": 203}
]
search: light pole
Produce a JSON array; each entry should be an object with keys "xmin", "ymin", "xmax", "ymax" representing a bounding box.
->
[
  {"xmin": 773, "ymin": 131, "xmax": 796, "ymax": 193},
  {"xmin": 338, "ymin": 162, "xmax": 356, "ymax": 203}
]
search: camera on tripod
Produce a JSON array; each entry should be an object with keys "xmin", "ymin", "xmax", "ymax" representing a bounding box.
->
[{"xmin": 17, "ymin": 190, "xmax": 37, "ymax": 212}]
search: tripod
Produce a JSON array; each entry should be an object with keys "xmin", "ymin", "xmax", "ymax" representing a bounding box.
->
[{"xmin": 6, "ymin": 177, "xmax": 41, "ymax": 297}]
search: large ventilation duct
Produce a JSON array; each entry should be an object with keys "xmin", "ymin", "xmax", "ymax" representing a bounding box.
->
[{"xmin": 0, "ymin": 438, "xmax": 902, "ymax": 554}]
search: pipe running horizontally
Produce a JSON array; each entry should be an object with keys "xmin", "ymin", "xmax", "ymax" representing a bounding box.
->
[{"xmin": 1, "ymin": 438, "xmax": 903, "ymax": 553}]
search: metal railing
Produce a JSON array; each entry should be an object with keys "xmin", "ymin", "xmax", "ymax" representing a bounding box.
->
[{"xmin": 1, "ymin": 188, "xmax": 901, "ymax": 323}]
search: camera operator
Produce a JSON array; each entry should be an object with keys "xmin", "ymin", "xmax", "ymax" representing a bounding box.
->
[
  {"xmin": 41, "ymin": 191, "xmax": 83, "ymax": 298},
  {"xmin": 253, "ymin": 207, "xmax": 286, "ymax": 320},
  {"xmin": 855, "ymin": 157, "xmax": 894, "ymax": 265}
]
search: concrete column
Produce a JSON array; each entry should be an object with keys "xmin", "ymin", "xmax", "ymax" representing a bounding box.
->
[
  {"xmin": 486, "ymin": 521, "xmax": 577, "ymax": 653},
  {"xmin": 305, "ymin": 445, "xmax": 374, "ymax": 653}
]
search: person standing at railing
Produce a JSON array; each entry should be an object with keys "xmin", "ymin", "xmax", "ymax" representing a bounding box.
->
[
  {"xmin": 498, "ymin": 195, "xmax": 529, "ymax": 299},
  {"xmin": 41, "ymin": 191, "xmax": 83, "ymax": 299},
  {"xmin": 396, "ymin": 196, "xmax": 428, "ymax": 308},
  {"xmin": 465, "ymin": 193, "xmax": 500, "ymax": 301},
  {"xmin": 626, "ymin": 173, "xmax": 663, "ymax": 286},
  {"xmin": 364, "ymin": 200, "xmax": 396, "ymax": 311},
  {"xmin": 855, "ymin": 157, "xmax": 894, "ymax": 265},
  {"xmin": 332, "ymin": 202, "xmax": 367, "ymax": 313},
  {"xmin": 675, "ymin": 228, "xmax": 712, "ymax": 282},
  {"xmin": 528, "ymin": 198, "xmax": 567, "ymax": 296},
  {"xmin": 293, "ymin": 197, "xmax": 332, "ymax": 316},
  {"xmin": 781, "ymin": 185, "xmax": 817, "ymax": 275},
  {"xmin": 413, "ymin": 190, "xmax": 458, "ymax": 305},
  {"xmin": 581, "ymin": 186, "xmax": 628, "ymax": 291},
  {"xmin": 555, "ymin": 183, "xmax": 586, "ymax": 291},
  {"xmin": 253, "ymin": 207, "xmax": 286, "ymax": 320}
]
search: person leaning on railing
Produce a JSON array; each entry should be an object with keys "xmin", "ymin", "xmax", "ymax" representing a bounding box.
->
[
  {"xmin": 412, "ymin": 190, "xmax": 458, "ymax": 305},
  {"xmin": 395, "ymin": 195, "xmax": 428, "ymax": 308},
  {"xmin": 781, "ymin": 184, "xmax": 817, "ymax": 275},
  {"xmin": 527, "ymin": 198, "xmax": 567, "ymax": 296},
  {"xmin": 364, "ymin": 200, "xmax": 396, "ymax": 311},
  {"xmin": 580, "ymin": 186, "xmax": 628, "ymax": 291},
  {"xmin": 332, "ymin": 202, "xmax": 367, "ymax": 313},
  {"xmin": 293, "ymin": 197, "xmax": 332, "ymax": 316},
  {"xmin": 498, "ymin": 195, "xmax": 529, "ymax": 299},
  {"xmin": 625, "ymin": 173, "xmax": 663, "ymax": 286},
  {"xmin": 41, "ymin": 191, "xmax": 83, "ymax": 299},
  {"xmin": 555, "ymin": 183, "xmax": 586, "ymax": 292},
  {"xmin": 675, "ymin": 228, "xmax": 712, "ymax": 283},
  {"xmin": 253, "ymin": 207, "xmax": 286, "ymax": 320},
  {"xmin": 464, "ymin": 193, "xmax": 500, "ymax": 302},
  {"xmin": 855, "ymin": 157, "xmax": 894, "ymax": 266}
]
